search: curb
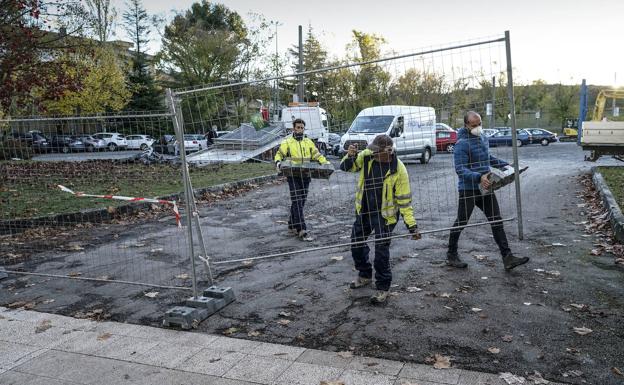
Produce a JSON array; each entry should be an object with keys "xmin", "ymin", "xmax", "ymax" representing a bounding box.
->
[
  {"xmin": 0, "ymin": 174, "xmax": 279, "ymax": 236},
  {"xmin": 591, "ymin": 167, "xmax": 624, "ymax": 243}
]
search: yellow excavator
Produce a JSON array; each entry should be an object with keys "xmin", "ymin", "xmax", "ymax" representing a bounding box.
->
[{"xmin": 591, "ymin": 89, "xmax": 624, "ymax": 121}]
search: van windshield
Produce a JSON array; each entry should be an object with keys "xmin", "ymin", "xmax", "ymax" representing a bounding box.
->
[{"xmin": 349, "ymin": 115, "xmax": 394, "ymax": 133}]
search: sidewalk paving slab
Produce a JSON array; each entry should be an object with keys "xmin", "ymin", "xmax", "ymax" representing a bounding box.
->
[{"xmin": 0, "ymin": 307, "xmax": 570, "ymax": 385}]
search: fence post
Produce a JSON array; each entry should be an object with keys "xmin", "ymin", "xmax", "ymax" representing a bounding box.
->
[
  {"xmin": 167, "ymin": 88, "xmax": 199, "ymax": 299},
  {"xmin": 505, "ymin": 30, "xmax": 524, "ymax": 240}
]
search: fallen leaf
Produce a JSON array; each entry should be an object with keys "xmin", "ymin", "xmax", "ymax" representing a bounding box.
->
[
  {"xmin": 247, "ymin": 331, "xmax": 261, "ymax": 337},
  {"xmin": 433, "ymin": 354, "xmax": 451, "ymax": 369},
  {"xmin": 150, "ymin": 248, "xmax": 163, "ymax": 253},
  {"xmin": 241, "ymin": 260, "xmax": 254, "ymax": 266},
  {"xmin": 144, "ymin": 291, "xmax": 159, "ymax": 298},
  {"xmin": 501, "ymin": 335, "xmax": 513, "ymax": 342},
  {"xmin": 97, "ymin": 332, "xmax": 112, "ymax": 341},
  {"xmin": 471, "ymin": 308, "xmax": 482, "ymax": 312},
  {"xmin": 612, "ymin": 367, "xmax": 623, "ymax": 377},
  {"xmin": 223, "ymin": 327, "xmax": 239, "ymax": 335},
  {"xmin": 336, "ymin": 351, "xmax": 353, "ymax": 359},
  {"xmin": 570, "ymin": 303, "xmax": 585, "ymax": 310},
  {"xmin": 67, "ymin": 244, "xmax": 84, "ymax": 251},
  {"xmin": 278, "ymin": 311, "xmax": 291, "ymax": 317},
  {"xmin": 488, "ymin": 347, "xmax": 501, "ymax": 354},
  {"xmin": 573, "ymin": 327, "xmax": 593, "ymax": 335},
  {"xmin": 562, "ymin": 370, "xmax": 583, "ymax": 377},
  {"xmin": 175, "ymin": 273, "xmax": 189, "ymax": 279},
  {"xmin": 320, "ymin": 381, "xmax": 345, "ymax": 385},
  {"xmin": 590, "ymin": 249, "xmax": 602, "ymax": 256},
  {"xmin": 406, "ymin": 287, "xmax": 422, "ymax": 292},
  {"xmin": 473, "ymin": 254, "xmax": 488, "ymax": 261},
  {"xmin": 440, "ymin": 293, "xmax": 451, "ymax": 298},
  {"xmin": 330, "ymin": 256, "xmax": 344, "ymax": 261},
  {"xmin": 7, "ymin": 301, "xmax": 27, "ymax": 309},
  {"xmin": 276, "ymin": 319, "xmax": 291, "ymax": 326},
  {"xmin": 35, "ymin": 320, "xmax": 52, "ymax": 333},
  {"xmin": 67, "ymin": 272, "xmax": 81, "ymax": 277},
  {"xmin": 527, "ymin": 371, "xmax": 549, "ymax": 384}
]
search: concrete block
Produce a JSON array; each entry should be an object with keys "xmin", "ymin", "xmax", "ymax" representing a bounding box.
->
[
  {"xmin": 162, "ymin": 306, "xmax": 208, "ymax": 330},
  {"xmin": 203, "ymin": 286, "xmax": 235, "ymax": 304},
  {"xmin": 186, "ymin": 296, "xmax": 218, "ymax": 313}
]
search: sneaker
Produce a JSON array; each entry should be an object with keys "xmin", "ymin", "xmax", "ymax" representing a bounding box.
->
[
  {"xmin": 370, "ymin": 290, "xmax": 389, "ymax": 304},
  {"xmin": 349, "ymin": 276, "xmax": 372, "ymax": 289},
  {"xmin": 503, "ymin": 254, "xmax": 530, "ymax": 270},
  {"xmin": 446, "ymin": 252, "xmax": 468, "ymax": 268},
  {"xmin": 298, "ymin": 230, "xmax": 314, "ymax": 242}
]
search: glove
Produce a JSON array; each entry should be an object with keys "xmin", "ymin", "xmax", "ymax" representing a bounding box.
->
[
  {"xmin": 408, "ymin": 225, "xmax": 421, "ymax": 240},
  {"xmin": 275, "ymin": 161, "xmax": 281, "ymax": 173}
]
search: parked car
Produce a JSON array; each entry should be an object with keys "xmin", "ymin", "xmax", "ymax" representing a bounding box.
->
[
  {"xmin": 482, "ymin": 128, "xmax": 499, "ymax": 137},
  {"xmin": 436, "ymin": 128, "xmax": 457, "ymax": 153},
  {"xmin": 125, "ymin": 134, "xmax": 155, "ymax": 150},
  {"xmin": 92, "ymin": 132, "xmax": 128, "ymax": 151},
  {"xmin": 74, "ymin": 135, "xmax": 106, "ymax": 152},
  {"xmin": 488, "ymin": 128, "xmax": 532, "ymax": 147},
  {"xmin": 173, "ymin": 134, "xmax": 204, "ymax": 155},
  {"xmin": 436, "ymin": 123, "xmax": 454, "ymax": 131},
  {"xmin": 49, "ymin": 135, "xmax": 86, "ymax": 153},
  {"xmin": 12, "ymin": 131, "xmax": 50, "ymax": 153},
  {"xmin": 327, "ymin": 133, "xmax": 342, "ymax": 155},
  {"xmin": 524, "ymin": 128, "xmax": 558, "ymax": 146},
  {"xmin": 152, "ymin": 135, "xmax": 176, "ymax": 154}
]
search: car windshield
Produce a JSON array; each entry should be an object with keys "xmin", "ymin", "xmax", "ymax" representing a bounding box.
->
[{"xmin": 348, "ymin": 115, "xmax": 394, "ymax": 133}]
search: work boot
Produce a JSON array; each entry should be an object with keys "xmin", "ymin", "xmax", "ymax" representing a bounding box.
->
[
  {"xmin": 349, "ymin": 276, "xmax": 372, "ymax": 289},
  {"xmin": 298, "ymin": 230, "xmax": 314, "ymax": 242},
  {"xmin": 446, "ymin": 252, "xmax": 468, "ymax": 268},
  {"xmin": 503, "ymin": 254, "xmax": 530, "ymax": 270},
  {"xmin": 370, "ymin": 290, "xmax": 389, "ymax": 304}
]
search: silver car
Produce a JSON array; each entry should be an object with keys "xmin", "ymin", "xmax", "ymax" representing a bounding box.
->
[{"xmin": 75, "ymin": 135, "xmax": 106, "ymax": 152}]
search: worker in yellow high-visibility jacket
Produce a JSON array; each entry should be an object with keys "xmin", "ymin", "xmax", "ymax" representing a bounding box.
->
[
  {"xmin": 340, "ymin": 134, "xmax": 420, "ymax": 304},
  {"xmin": 274, "ymin": 118, "xmax": 329, "ymax": 241}
]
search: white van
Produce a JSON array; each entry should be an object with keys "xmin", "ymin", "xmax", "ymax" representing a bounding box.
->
[
  {"xmin": 280, "ymin": 102, "xmax": 330, "ymax": 153},
  {"xmin": 339, "ymin": 105, "xmax": 436, "ymax": 163}
]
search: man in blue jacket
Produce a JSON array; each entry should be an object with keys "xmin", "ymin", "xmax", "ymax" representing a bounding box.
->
[{"xmin": 447, "ymin": 111, "xmax": 529, "ymax": 270}]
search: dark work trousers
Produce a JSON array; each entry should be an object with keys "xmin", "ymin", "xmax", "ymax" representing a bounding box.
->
[
  {"xmin": 448, "ymin": 189, "xmax": 511, "ymax": 257},
  {"xmin": 351, "ymin": 211, "xmax": 398, "ymax": 291},
  {"xmin": 287, "ymin": 176, "xmax": 311, "ymax": 232}
]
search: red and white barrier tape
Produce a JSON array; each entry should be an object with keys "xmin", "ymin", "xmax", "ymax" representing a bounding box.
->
[{"xmin": 58, "ymin": 185, "xmax": 181, "ymax": 228}]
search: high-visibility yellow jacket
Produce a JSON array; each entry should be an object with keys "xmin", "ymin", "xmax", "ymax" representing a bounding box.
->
[
  {"xmin": 274, "ymin": 135, "xmax": 329, "ymax": 165},
  {"xmin": 340, "ymin": 149, "xmax": 416, "ymax": 228}
]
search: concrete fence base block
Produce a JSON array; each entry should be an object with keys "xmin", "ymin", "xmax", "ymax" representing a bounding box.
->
[
  {"xmin": 185, "ymin": 296, "xmax": 218, "ymax": 314},
  {"xmin": 203, "ymin": 286, "xmax": 235, "ymax": 305},
  {"xmin": 162, "ymin": 306, "xmax": 209, "ymax": 330}
]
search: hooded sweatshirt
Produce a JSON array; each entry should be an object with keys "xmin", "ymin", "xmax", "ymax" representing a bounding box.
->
[{"xmin": 453, "ymin": 127, "xmax": 509, "ymax": 191}]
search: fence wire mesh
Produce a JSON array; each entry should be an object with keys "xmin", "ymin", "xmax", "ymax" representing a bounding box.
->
[
  {"xmin": 0, "ymin": 112, "xmax": 206, "ymax": 290},
  {"xmin": 172, "ymin": 34, "xmax": 522, "ymax": 266}
]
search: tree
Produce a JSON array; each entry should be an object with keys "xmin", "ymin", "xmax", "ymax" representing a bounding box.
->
[
  {"xmin": 0, "ymin": 0, "xmax": 87, "ymax": 115},
  {"xmin": 347, "ymin": 30, "xmax": 391, "ymax": 110},
  {"xmin": 43, "ymin": 47, "xmax": 131, "ymax": 115},
  {"xmin": 85, "ymin": 0, "xmax": 116, "ymax": 42},
  {"xmin": 158, "ymin": 1, "xmax": 247, "ymax": 86},
  {"xmin": 287, "ymin": 24, "xmax": 328, "ymax": 102},
  {"xmin": 545, "ymin": 83, "xmax": 578, "ymax": 126},
  {"xmin": 122, "ymin": 0, "xmax": 161, "ymax": 111}
]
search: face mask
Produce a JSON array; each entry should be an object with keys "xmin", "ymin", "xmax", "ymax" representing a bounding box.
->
[{"xmin": 470, "ymin": 126, "xmax": 483, "ymax": 136}]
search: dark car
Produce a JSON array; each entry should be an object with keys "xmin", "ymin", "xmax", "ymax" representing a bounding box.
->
[
  {"xmin": 12, "ymin": 131, "xmax": 50, "ymax": 153},
  {"xmin": 524, "ymin": 128, "xmax": 558, "ymax": 146},
  {"xmin": 49, "ymin": 135, "xmax": 86, "ymax": 153},
  {"xmin": 488, "ymin": 129, "xmax": 532, "ymax": 147},
  {"xmin": 436, "ymin": 129, "xmax": 457, "ymax": 153}
]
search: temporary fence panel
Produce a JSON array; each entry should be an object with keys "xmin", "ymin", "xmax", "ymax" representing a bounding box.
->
[
  {"xmin": 0, "ymin": 112, "xmax": 202, "ymax": 291},
  {"xmin": 170, "ymin": 32, "xmax": 524, "ymax": 267}
]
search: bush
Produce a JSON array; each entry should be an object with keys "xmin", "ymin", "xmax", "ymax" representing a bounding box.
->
[{"xmin": 0, "ymin": 139, "xmax": 34, "ymax": 160}]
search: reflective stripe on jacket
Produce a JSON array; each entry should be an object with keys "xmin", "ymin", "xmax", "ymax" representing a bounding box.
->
[
  {"xmin": 274, "ymin": 135, "xmax": 329, "ymax": 164},
  {"xmin": 340, "ymin": 149, "xmax": 416, "ymax": 228}
]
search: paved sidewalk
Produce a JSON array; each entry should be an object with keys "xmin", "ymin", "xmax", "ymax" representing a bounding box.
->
[{"xmin": 0, "ymin": 307, "xmax": 563, "ymax": 385}]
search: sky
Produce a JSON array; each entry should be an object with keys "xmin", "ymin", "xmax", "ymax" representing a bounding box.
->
[{"xmin": 110, "ymin": 0, "xmax": 623, "ymax": 87}]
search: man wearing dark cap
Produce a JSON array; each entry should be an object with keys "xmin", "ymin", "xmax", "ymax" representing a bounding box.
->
[{"xmin": 340, "ymin": 135, "xmax": 420, "ymax": 304}]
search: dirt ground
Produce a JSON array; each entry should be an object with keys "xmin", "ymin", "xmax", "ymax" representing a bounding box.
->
[{"xmin": 2, "ymin": 143, "xmax": 624, "ymax": 384}]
